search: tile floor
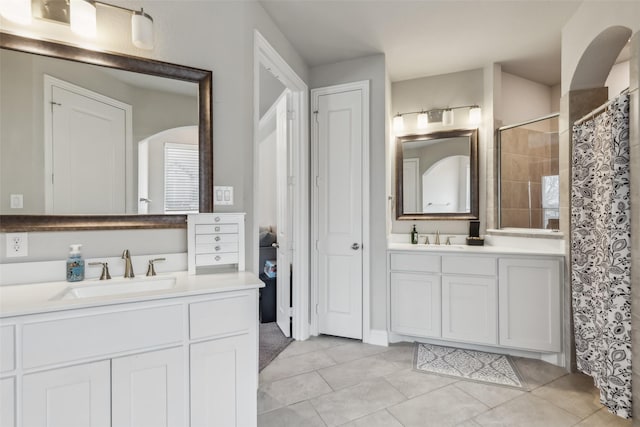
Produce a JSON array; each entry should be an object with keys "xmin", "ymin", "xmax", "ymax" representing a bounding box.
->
[{"xmin": 257, "ymin": 336, "xmax": 631, "ymax": 427}]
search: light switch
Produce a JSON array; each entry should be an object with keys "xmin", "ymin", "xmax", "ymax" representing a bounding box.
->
[
  {"xmin": 214, "ymin": 186, "xmax": 233, "ymax": 205},
  {"xmin": 10, "ymin": 194, "xmax": 23, "ymax": 209}
]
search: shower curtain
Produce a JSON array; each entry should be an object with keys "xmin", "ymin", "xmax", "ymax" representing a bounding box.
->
[{"xmin": 571, "ymin": 93, "xmax": 631, "ymax": 418}]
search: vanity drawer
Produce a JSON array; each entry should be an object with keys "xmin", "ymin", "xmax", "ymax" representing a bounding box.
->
[
  {"xmin": 22, "ymin": 305, "xmax": 183, "ymax": 369},
  {"xmin": 195, "ymin": 253, "xmax": 239, "ymax": 266},
  {"xmin": 196, "ymin": 224, "xmax": 239, "ymax": 234},
  {"xmin": 190, "ymin": 294, "xmax": 252, "ymax": 340},
  {"xmin": 390, "ymin": 253, "xmax": 440, "ymax": 273},
  {"xmin": 442, "ymin": 256, "xmax": 496, "ymax": 276},
  {"xmin": 0, "ymin": 325, "xmax": 15, "ymax": 373},
  {"xmin": 195, "ymin": 233, "xmax": 238, "ymax": 245},
  {"xmin": 195, "ymin": 242, "xmax": 239, "ymax": 255}
]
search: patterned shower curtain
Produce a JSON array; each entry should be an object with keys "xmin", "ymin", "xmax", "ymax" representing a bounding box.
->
[{"xmin": 571, "ymin": 93, "xmax": 631, "ymax": 418}]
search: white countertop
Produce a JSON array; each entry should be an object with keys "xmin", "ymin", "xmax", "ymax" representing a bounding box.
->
[
  {"xmin": 0, "ymin": 271, "xmax": 263, "ymax": 318},
  {"xmin": 387, "ymin": 242, "xmax": 565, "ymax": 257}
]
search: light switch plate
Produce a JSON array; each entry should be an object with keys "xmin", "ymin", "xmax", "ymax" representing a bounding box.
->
[
  {"xmin": 10, "ymin": 194, "xmax": 23, "ymax": 209},
  {"xmin": 214, "ymin": 186, "xmax": 233, "ymax": 205}
]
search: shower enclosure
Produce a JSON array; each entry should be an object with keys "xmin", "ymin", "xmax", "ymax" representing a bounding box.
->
[{"xmin": 497, "ymin": 113, "xmax": 559, "ymax": 230}]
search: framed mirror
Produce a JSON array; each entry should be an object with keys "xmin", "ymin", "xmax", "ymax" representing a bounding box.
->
[
  {"xmin": 396, "ymin": 128, "xmax": 478, "ymax": 220},
  {"xmin": 0, "ymin": 32, "xmax": 212, "ymax": 231}
]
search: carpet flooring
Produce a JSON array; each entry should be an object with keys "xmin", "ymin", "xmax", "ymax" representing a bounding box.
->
[
  {"xmin": 414, "ymin": 342, "xmax": 526, "ymax": 389},
  {"xmin": 259, "ymin": 322, "xmax": 293, "ymax": 372}
]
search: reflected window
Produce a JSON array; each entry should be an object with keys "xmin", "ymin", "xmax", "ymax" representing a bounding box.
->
[
  {"xmin": 164, "ymin": 143, "xmax": 199, "ymax": 213},
  {"xmin": 498, "ymin": 114, "xmax": 559, "ymax": 230}
]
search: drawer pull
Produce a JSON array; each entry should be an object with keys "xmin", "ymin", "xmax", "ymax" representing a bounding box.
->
[
  {"xmin": 214, "ymin": 216, "xmax": 221, "ymax": 222},
  {"xmin": 215, "ymin": 246, "xmax": 221, "ymax": 251},
  {"xmin": 215, "ymin": 226, "xmax": 220, "ymax": 232},
  {"xmin": 215, "ymin": 256, "xmax": 221, "ymax": 261},
  {"xmin": 215, "ymin": 236, "xmax": 221, "ymax": 242}
]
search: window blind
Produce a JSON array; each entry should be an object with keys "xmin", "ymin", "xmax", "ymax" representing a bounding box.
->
[{"xmin": 164, "ymin": 142, "xmax": 199, "ymax": 213}]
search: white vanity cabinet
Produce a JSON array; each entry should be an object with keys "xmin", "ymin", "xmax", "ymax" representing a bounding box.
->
[
  {"xmin": 0, "ymin": 286, "xmax": 259, "ymax": 427},
  {"xmin": 498, "ymin": 258, "xmax": 562, "ymax": 352},
  {"xmin": 389, "ymin": 248, "xmax": 563, "ymax": 357}
]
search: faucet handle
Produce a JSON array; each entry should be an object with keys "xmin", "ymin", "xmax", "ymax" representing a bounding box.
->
[
  {"xmin": 89, "ymin": 262, "xmax": 111, "ymax": 280},
  {"xmin": 435, "ymin": 231, "xmax": 440, "ymax": 245},
  {"xmin": 146, "ymin": 258, "xmax": 166, "ymax": 276},
  {"xmin": 446, "ymin": 236, "xmax": 454, "ymax": 245}
]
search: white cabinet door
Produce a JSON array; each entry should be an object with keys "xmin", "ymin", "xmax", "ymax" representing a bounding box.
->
[
  {"xmin": 1, "ymin": 377, "xmax": 15, "ymax": 427},
  {"xmin": 498, "ymin": 258, "xmax": 561, "ymax": 352},
  {"xmin": 22, "ymin": 360, "xmax": 110, "ymax": 427},
  {"xmin": 390, "ymin": 272, "xmax": 441, "ymax": 338},
  {"xmin": 442, "ymin": 275, "xmax": 497, "ymax": 345},
  {"xmin": 191, "ymin": 334, "xmax": 255, "ymax": 427},
  {"xmin": 112, "ymin": 347, "xmax": 186, "ymax": 427}
]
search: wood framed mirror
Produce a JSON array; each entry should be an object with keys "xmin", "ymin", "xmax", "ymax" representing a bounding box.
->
[
  {"xmin": 396, "ymin": 128, "xmax": 479, "ymax": 220},
  {"xmin": 0, "ymin": 32, "xmax": 212, "ymax": 231}
]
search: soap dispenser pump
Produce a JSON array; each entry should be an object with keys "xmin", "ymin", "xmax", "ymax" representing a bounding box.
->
[
  {"xmin": 66, "ymin": 244, "xmax": 85, "ymax": 282},
  {"xmin": 411, "ymin": 224, "xmax": 418, "ymax": 245}
]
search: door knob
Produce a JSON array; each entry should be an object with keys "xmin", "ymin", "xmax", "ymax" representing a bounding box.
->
[{"xmin": 351, "ymin": 243, "xmax": 360, "ymax": 250}]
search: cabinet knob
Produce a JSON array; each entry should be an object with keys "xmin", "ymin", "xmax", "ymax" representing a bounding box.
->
[
  {"xmin": 215, "ymin": 246, "xmax": 221, "ymax": 251},
  {"xmin": 215, "ymin": 226, "xmax": 220, "ymax": 232},
  {"xmin": 214, "ymin": 216, "xmax": 221, "ymax": 222},
  {"xmin": 215, "ymin": 255, "xmax": 221, "ymax": 261},
  {"xmin": 215, "ymin": 236, "xmax": 221, "ymax": 241}
]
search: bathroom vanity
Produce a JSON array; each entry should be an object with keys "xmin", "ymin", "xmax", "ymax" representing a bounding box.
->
[
  {"xmin": 0, "ymin": 271, "xmax": 262, "ymax": 427},
  {"xmin": 388, "ymin": 241, "xmax": 564, "ymax": 365}
]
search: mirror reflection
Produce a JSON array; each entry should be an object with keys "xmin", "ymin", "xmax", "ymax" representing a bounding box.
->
[
  {"xmin": 0, "ymin": 48, "xmax": 199, "ymax": 215},
  {"xmin": 396, "ymin": 129, "xmax": 479, "ymax": 220}
]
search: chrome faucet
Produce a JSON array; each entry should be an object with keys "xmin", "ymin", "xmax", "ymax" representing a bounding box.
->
[
  {"xmin": 435, "ymin": 231, "xmax": 440, "ymax": 245},
  {"xmin": 122, "ymin": 249, "xmax": 135, "ymax": 278}
]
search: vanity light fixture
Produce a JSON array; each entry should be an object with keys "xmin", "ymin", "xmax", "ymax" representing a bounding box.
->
[
  {"xmin": 0, "ymin": 0, "xmax": 32, "ymax": 25},
  {"xmin": 392, "ymin": 104, "xmax": 482, "ymax": 134},
  {"xmin": 3, "ymin": 0, "xmax": 155, "ymax": 50}
]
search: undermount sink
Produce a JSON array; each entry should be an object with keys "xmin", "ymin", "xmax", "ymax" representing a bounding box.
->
[
  {"xmin": 418, "ymin": 244, "xmax": 468, "ymax": 250},
  {"xmin": 55, "ymin": 276, "xmax": 177, "ymax": 300}
]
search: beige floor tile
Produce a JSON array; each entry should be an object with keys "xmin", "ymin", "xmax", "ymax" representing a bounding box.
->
[
  {"xmin": 474, "ymin": 394, "xmax": 580, "ymax": 427},
  {"xmin": 378, "ymin": 343, "xmax": 416, "ymax": 368},
  {"xmin": 531, "ymin": 373, "xmax": 602, "ymax": 418},
  {"xmin": 277, "ymin": 335, "xmax": 354, "ymax": 359},
  {"xmin": 258, "ymin": 401, "xmax": 326, "ymax": 427},
  {"xmin": 340, "ymin": 409, "xmax": 403, "ymax": 427},
  {"xmin": 388, "ymin": 384, "xmax": 489, "ymax": 427},
  {"xmin": 324, "ymin": 341, "xmax": 390, "ymax": 364},
  {"xmin": 318, "ymin": 355, "xmax": 404, "ymax": 390},
  {"xmin": 384, "ymin": 369, "xmax": 457, "ymax": 399},
  {"xmin": 257, "ymin": 388, "xmax": 285, "ymax": 415},
  {"xmin": 575, "ymin": 407, "xmax": 632, "ymax": 426},
  {"xmin": 260, "ymin": 371, "xmax": 333, "ymax": 406},
  {"xmin": 456, "ymin": 419, "xmax": 482, "ymax": 427},
  {"xmin": 454, "ymin": 381, "xmax": 524, "ymax": 408},
  {"xmin": 511, "ymin": 357, "xmax": 568, "ymax": 390},
  {"xmin": 260, "ymin": 350, "xmax": 336, "ymax": 383},
  {"xmin": 310, "ymin": 378, "xmax": 406, "ymax": 427}
]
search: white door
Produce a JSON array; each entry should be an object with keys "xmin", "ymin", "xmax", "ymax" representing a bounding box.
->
[
  {"xmin": 22, "ymin": 360, "xmax": 110, "ymax": 427},
  {"xmin": 275, "ymin": 93, "xmax": 292, "ymax": 337},
  {"xmin": 190, "ymin": 335, "xmax": 254, "ymax": 427},
  {"xmin": 112, "ymin": 347, "xmax": 186, "ymax": 427},
  {"xmin": 47, "ymin": 78, "xmax": 128, "ymax": 214},
  {"xmin": 315, "ymin": 85, "xmax": 366, "ymax": 339},
  {"xmin": 403, "ymin": 158, "xmax": 419, "ymax": 212}
]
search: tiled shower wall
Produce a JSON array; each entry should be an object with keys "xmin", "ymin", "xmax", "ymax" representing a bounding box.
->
[{"xmin": 500, "ymin": 119, "xmax": 559, "ymax": 229}]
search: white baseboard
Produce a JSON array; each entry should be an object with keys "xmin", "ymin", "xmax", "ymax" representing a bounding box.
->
[{"xmin": 366, "ymin": 329, "xmax": 389, "ymax": 347}]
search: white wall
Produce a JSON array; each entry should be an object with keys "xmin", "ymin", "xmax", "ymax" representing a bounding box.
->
[
  {"xmin": 391, "ymin": 68, "xmax": 484, "ymax": 235},
  {"xmin": 309, "ymin": 54, "xmax": 388, "ymax": 332},
  {"xmin": 605, "ymin": 60, "xmax": 630, "ymax": 99},
  {"xmin": 0, "ymin": 1, "xmax": 309, "ymax": 267},
  {"xmin": 257, "ymin": 130, "xmax": 277, "ymax": 228},
  {"xmin": 501, "ymin": 72, "xmax": 553, "ymax": 125}
]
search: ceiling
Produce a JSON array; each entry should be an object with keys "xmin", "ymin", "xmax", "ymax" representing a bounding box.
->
[{"xmin": 258, "ymin": 0, "xmax": 584, "ymax": 86}]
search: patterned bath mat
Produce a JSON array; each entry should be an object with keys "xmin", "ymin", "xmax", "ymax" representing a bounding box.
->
[{"xmin": 414, "ymin": 343, "xmax": 526, "ymax": 389}]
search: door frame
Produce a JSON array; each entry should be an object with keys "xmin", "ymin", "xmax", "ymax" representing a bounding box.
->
[
  {"xmin": 44, "ymin": 74, "xmax": 133, "ymax": 213},
  {"xmin": 310, "ymin": 80, "xmax": 371, "ymax": 342},
  {"xmin": 253, "ymin": 31, "xmax": 310, "ymax": 340}
]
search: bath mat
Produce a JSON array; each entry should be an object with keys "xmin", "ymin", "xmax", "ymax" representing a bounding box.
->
[
  {"xmin": 414, "ymin": 343, "xmax": 526, "ymax": 389},
  {"xmin": 259, "ymin": 322, "xmax": 293, "ymax": 372}
]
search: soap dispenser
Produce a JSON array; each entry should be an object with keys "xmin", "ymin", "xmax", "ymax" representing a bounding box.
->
[
  {"xmin": 411, "ymin": 224, "xmax": 418, "ymax": 244},
  {"xmin": 66, "ymin": 244, "xmax": 85, "ymax": 282}
]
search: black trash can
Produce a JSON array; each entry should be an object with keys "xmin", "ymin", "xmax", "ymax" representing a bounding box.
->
[{"xmin": 259, "ymin": 273, "xmax": 277, "ymax": 323}]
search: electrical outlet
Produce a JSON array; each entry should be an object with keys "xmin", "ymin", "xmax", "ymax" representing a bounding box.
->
[{"xmin": 6, "ymin": 232, "xmax": 28, "ymax": 258}]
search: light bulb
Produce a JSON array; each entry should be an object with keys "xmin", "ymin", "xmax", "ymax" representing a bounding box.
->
[
  {"xmin": 393, "ymin": 114, "xmax": 404, "ymax": 133},
  {"xmin": 417, "ymin": 112, "xmax": 429, "ymax": 129},
  {"xmin": 442, "ymin": 109, "xmax": 454, "ymax": 126},
  {"xmin": 0, "ymin": 0, "xmax": 31, "ymax": 25},
  {"xmin": 70, "ymin": 0, "xmax": 97, "ymax": 38}
]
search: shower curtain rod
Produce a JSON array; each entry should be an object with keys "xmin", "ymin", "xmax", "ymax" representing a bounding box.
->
[{"xmin": 574, "ymin": 87, "xmax": 632, "ymax": 126}]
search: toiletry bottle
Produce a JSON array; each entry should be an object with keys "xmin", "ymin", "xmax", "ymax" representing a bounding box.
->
[
  {"xmin": 411, "ymin": 224, "xmax": 418, "ymax": 244},
  {"xmin": 66, "ymin": 244, "xmax": 85, "ymax": 282}
]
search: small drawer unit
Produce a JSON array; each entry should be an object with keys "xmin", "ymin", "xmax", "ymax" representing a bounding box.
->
[{"xmin": 188, "ymin": 213, "xmax": 246, "ymax": 273}]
